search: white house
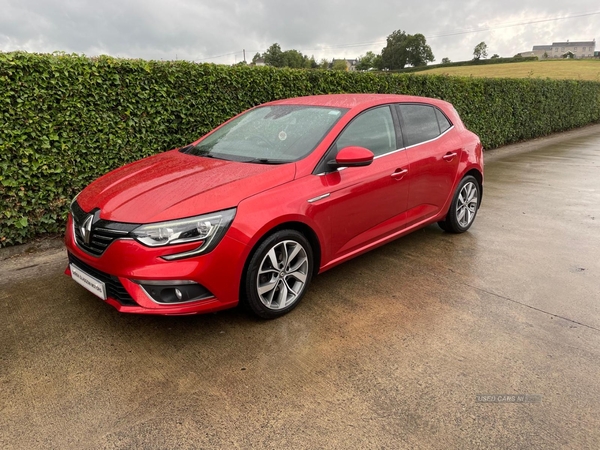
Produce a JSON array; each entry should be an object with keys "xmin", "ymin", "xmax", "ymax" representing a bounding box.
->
[{"xmin": 531, "ymin": 40, "xmax": 596, "ymax": 59}]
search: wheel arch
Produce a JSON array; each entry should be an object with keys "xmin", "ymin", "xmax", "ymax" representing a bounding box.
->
[
  {"xmin": 238, "ymin": 221, "xmax": 322, "ymax": 302},
  {"xmin": 464, "ymin": 168, "xmax": 483, "ymax": 206}
]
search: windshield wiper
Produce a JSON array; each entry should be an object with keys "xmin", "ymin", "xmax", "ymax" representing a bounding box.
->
[
  {"xmin": 199, "ymin": 153, "xmax": 229, "ymax": 161},
  {"xmin": 243, "ymin": 158, "xmax": 289, "ymax": 165}
]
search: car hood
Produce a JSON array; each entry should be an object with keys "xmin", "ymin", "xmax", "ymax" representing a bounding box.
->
[{"xmin": 77, "ymin": 150, "xmax": 297, "ymax": 223}]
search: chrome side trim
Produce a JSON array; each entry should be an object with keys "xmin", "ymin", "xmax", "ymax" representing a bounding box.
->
[
  {"xmin": 402, "ymin": 125, "xmax": 454, "ymax": 151},
  {"xmin": 373, "ymin": 147, "xmax": 405, "ymax": 160},
  {"xmin": 308, "ymin": 193, "xmax": 331, "ymax": 203},
  {"xmin": 315, "ymin": 126, "xmax": 454, "ymax": 175}
]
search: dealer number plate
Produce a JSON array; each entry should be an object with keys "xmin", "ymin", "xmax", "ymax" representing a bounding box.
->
[{"xmin": 70, "ymin": 264, "xmax": 107, "ymax": 300}]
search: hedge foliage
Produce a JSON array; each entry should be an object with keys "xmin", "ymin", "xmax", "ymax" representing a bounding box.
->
[{"xmin": 1, "ymin": 52, "xmax": 600, "ymax": 246}]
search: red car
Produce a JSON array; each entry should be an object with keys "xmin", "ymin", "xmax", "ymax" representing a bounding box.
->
[{"xmin": 65, "ymin": 94, "xmax": 483, "ymax": 318}]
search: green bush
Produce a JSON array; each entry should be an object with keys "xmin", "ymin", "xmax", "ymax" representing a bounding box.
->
[{"xmin": 1, "ymin": 52, "xmax": 600, "ymax": 246}]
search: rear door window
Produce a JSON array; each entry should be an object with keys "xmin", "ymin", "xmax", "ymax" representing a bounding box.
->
[
  {"xmin": 398, "ymin": 104, "xmax": 452, "ymax": 147},
  {"xmin": 398, "ymin": 104, "xmax": 441, "ymax": 147},
  {"xmin": 435, "ymin": 108, "xmax": 452, "ymax": 133}
]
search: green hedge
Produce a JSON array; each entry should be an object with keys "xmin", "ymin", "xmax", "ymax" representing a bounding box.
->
[
  {"xmin": 1, "ymin": 51, "xmax": 600, "ymax": 246},
  {"xmin": 393, "ymin": 56, "xmax": 539, "ymax": 73}
]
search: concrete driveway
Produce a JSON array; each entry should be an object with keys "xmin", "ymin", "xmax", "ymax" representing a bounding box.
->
[{"xmin": 1, "ymin": 125, "xmax": 600, "ymax": 449}]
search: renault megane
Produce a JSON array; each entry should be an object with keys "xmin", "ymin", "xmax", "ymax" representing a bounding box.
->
[{"xmin": 65, "ymin": 94, "xmax": 483, "ymax": 318}]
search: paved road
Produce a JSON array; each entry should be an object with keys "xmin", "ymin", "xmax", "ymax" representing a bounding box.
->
[{"xmin": 1, "ymin": 125, "xmax": 600, "ymax": 449}]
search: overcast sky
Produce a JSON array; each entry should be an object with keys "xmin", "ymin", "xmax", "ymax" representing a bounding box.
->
[{"xmin": 0, "ymin": 0, "xmax": 598, "ymax": 64}]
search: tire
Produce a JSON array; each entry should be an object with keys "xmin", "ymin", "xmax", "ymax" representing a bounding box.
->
[
  {"xmin": 439, "ymin": 175, "xmax": 480, "ymax": 233},
  {"xmin": 243, "ymin": 230, "xmax": 314, "ymax": 319}
]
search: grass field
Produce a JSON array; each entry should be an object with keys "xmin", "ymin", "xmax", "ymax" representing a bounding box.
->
[{"xmin": 417, "ymin": 60, "xmax": 600, "ymax": 81}]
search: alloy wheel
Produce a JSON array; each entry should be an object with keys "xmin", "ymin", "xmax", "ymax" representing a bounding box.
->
[
  {"xmin": 256, "ymin": 240, "xmax": 309, "ymax": 310},
  {"xmin": 456, "ymin": 181, "xmax": 478, "ymax": 228}
]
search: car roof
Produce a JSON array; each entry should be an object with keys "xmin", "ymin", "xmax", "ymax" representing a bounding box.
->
[{"xmin": 264, "ymin": 93, "xmax": 451, "ymax": 110}]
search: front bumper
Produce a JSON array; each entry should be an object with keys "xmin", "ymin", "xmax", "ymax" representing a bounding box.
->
[{"xmin": 64, "ymin": 215, "xmax": 247, "ymax": 315}]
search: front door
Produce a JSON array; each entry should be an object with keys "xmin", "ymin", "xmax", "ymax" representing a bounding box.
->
[{"xmin": 316, "ymin": 106, "xmax": 410, "ymax": 261}]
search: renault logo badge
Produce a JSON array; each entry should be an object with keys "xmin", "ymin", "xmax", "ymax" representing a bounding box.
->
[{"xmin": 81, "ymin": 214, "xmax": 93, "ymax": 244}]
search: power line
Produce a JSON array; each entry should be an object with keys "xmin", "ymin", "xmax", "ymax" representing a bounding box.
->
[
  {"xmin": 195, "ymin": 10, "xmax": 600, "ymax": 61},
  {"xmin": 427, "ymin": 10, "xmax": 600, "ymax": 39},
  {"xmin": 195, "ymin": 51, "xmax": 237, "ymax": 62},
  {"xmin": 195, "ymin": 50, "xmax": 261, "ymax": 62},
  {"xmin": 298, "ymin": 10, "xmax": 600, "ymax": 52}
]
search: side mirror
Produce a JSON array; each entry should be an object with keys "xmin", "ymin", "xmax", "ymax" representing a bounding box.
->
[{"xmin": 328, "ymin": 146, "xmax": 374, "ymax": 170}]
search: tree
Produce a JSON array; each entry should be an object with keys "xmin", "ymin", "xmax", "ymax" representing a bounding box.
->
[
  {"xmin": 263, "ymin": 43, "xmax": 285, "ymax": 67},
  {"xmin": 356, "ymin": 51, "xmax": 379, "ymax": 70},
  {"xmin": 473, "ymin": 42, "xmax": 488, "ymax": 60},
  {"xmin": 332, "ymin": 59, "xmax": 349, "ymax": 71},
  {"xmin": 251, "ymin": 52, "xmax": 262, "ymax": 64},
  {"xmin": 441, "ymin": 57, "xmax": 451, "ymax": 64},
  {"xmin": 282, "ymin": 49, "xmax": 305, "ymax": 68},
  {"xmin": 319, "ymin": 58, "xmax": 330, "ymax": 69},
  {"xmin": 405, "ymin": 34, "xmax": 435, "ymax": 67},
  {"xmin": 373, "ymin": 54, "xmax": 383, "ymax": 70},
  {"xmin": 380, "ymin": 30, "xmax": 434, "ymax": 70},
  {"xmin": 257, "ymin": 44, "xmax": 320, "ymax": 69},
  {"xmin": 490, "ymin": 54, "xmax": 500, "ymax": 59},
  {"xmin": 304, "ymin": 55, "xmax": 319, "ymax": 69}
]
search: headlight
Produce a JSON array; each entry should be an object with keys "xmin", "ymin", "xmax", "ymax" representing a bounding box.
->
[{"xmin": 131, "ymin": 208, "xmax": 236, "ymax": 260}]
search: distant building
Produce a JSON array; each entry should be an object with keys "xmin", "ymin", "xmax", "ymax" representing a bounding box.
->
[
  {"xmin": 531, "ymin": 45, "xmax": 552, "ymax": 58},
  {"xmin": 518, "ymin": 51, "xmax": 537, "ymax": 58},
  {"xmin": 530, "ymin": 40, "xmax": 595, "ymax": 59},
  {"xmin": 331, "ymin": 59, "xmax": 358, "ymax": 71}
]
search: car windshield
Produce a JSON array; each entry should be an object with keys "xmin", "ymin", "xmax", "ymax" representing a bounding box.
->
[{"xmin": 182, "ymin": 105, "xmax": 347, "ymax": 163}]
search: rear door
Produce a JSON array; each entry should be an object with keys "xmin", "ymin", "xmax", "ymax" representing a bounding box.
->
[{"xmin": 397, "ymin": 104, "xmax": 462, "ymax": 223}]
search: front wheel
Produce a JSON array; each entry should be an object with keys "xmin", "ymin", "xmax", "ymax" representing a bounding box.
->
[
  {"xmin": 438, "ymin": 175, "xmax": 480, "ymax": 233},
  {"xmin": 243, "ymin": 230, "xmax": 314, "ymax": 319}
]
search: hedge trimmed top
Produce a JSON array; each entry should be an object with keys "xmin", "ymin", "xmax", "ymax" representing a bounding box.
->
[{"xmin": 1, "ymin": 52, "xmax": 599, "ymax": 246}]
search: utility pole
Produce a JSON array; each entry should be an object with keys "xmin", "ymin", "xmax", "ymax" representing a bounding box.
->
[{"xmin": 243, "ymin": 49, "xmax": 246, "ymax": 63}]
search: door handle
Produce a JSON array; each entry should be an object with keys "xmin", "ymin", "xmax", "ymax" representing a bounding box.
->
[
  {"xmin": 443, "ymin": 152, "xmax": 457, "ymax": 161},
  {"xmin": 391, "ymin": 169, "xmax": 408, "ymax": 178}
]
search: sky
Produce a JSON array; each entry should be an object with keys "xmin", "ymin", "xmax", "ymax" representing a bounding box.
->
[{"xmin": 0, "ymin": 0, "xmax": 598, "ymax": 65}]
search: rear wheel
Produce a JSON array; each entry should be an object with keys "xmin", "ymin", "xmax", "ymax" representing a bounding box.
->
[
  {"xmin": 243, "ymin": 230, "xmax": 313, "ymax": 319},
  {"xmin": 438, "ymin": 175, "xmax": 480, "ymax": 233}
]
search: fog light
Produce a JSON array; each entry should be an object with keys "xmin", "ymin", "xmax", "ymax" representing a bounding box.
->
[{"xmin": 135, "ymin": 280, "xmax": 214, "ymax": 304}]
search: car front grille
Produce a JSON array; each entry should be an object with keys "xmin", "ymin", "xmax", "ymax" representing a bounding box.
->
[
  {"xmin": 68, "ymin": 253, "xmax": 138, "ymax": 306},
  {"xmin": 71, "ymin": 201, "xmax": 139, "ymax": 256}
]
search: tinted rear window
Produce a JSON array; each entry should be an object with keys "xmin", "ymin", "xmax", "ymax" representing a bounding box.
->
[
  {"xmin": 398, "ymin": 104, "xmax": 440, "ymax": 147},
  {"xmin": 435, "ymin": 108, "xmax": 452, "ymax": 133}
]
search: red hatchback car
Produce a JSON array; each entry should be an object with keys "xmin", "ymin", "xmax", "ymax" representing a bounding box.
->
[{"xmin": 65, "ymin": 94, "xmax": 483, "ymax": 318}]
